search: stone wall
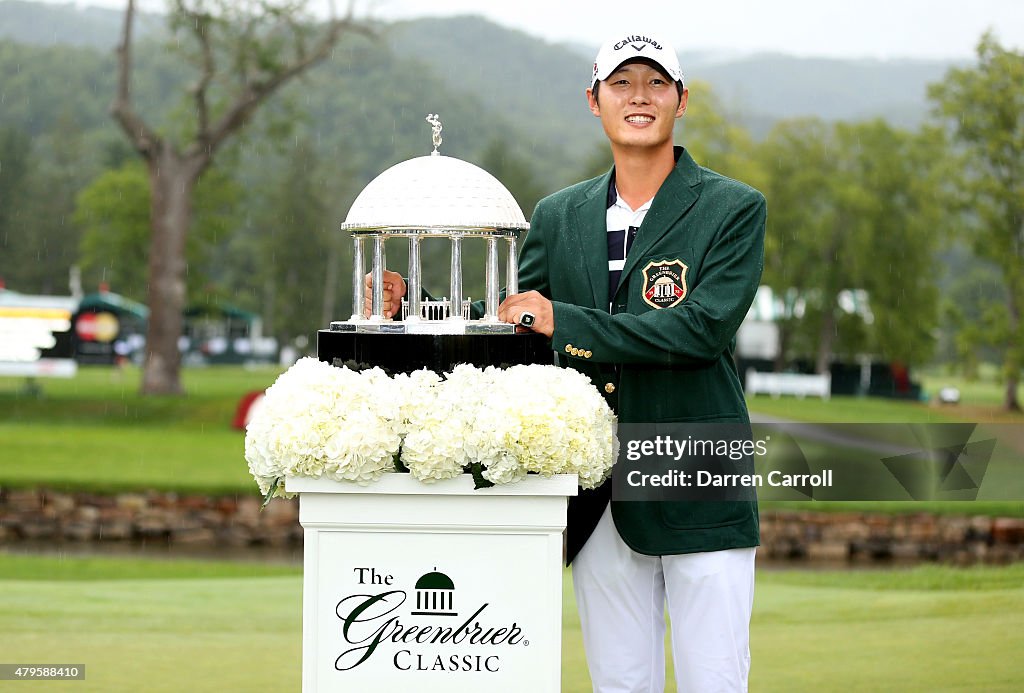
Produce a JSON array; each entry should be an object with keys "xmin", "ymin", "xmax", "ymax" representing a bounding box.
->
[
  {"xmin": 759, "ymin": 511, "xmax": 1024, "ymax": 565},
  {"xmin": 2, "ymin": 487, "xmax": 1024, "ymax": 565},
  {"xmin": 0, "ymin": 488, "xmax": 301, "ymax": 548}
]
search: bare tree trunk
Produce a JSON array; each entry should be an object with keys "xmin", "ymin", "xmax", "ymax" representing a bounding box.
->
[
  {"xmin": 773, "ymin": 322, "xmax": 789, "ymax": 372},
  {"xmin": 141, "ymin": 147, "xmax": 198, "ymax": 395},
  {"xmin": 1006, "ymin": 375, "xmax": 1021, "ymax": 411},
  {"xmin": 815, "ymin": 310, "xmax": 835, "ymax": 376},
  {"xmin": 1005, "ymin": 282, "xmax": 1022, "ymax": 411},
  {"xmin": 264, "ymin": 259, "xmax": 278, "ymax": 345},
  {"xmin": 815, "ymin": 233, "xmax": 842, "ymax": 377}
]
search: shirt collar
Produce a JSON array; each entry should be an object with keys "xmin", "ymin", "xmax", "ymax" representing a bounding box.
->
[
  {"xmin": 605, "ymin": 146, "xmax": 685, "ymax": 210},
  {"xmin": 611, "ymin": 189, "xmax": 654, "ymax": 215}
]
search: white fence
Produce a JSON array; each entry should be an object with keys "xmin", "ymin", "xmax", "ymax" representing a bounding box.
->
[{"xmin": 745, "ymin": 369, "xmax": 831, "ymax": 400}]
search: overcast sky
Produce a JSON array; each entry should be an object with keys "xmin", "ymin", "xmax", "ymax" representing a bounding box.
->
[{"xmin": 42, "ymin": 0, "xmax": 1024, "ymax": 60}]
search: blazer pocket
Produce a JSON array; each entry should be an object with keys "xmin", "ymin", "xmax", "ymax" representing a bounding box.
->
[{"xmin": 652, "ymin": 413, "xmax": 754, "ymax": 530}]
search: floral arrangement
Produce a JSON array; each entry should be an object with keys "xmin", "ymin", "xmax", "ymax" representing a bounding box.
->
[{"xmin": 245, "ymin": 358, "xmax": 617, "ymax": 504}]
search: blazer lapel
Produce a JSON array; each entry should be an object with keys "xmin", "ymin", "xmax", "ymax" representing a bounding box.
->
[
  {"xmin": 569, "ymin": 171, "xmax": 613, "ymax": 310},
  {"xmin": 613, "ymin": 148, "xmax": 703, "ymax": 304}
]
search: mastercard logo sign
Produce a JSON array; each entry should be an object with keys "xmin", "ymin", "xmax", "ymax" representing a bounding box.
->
[{"xmin": 76, "ymin": 312, "xmax": 120, "ymax": 343}]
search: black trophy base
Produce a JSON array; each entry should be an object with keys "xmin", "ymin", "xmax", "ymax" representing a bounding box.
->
[{"xmin": 317, "ymin": 329, "xmax": 554, "ymax": 375}]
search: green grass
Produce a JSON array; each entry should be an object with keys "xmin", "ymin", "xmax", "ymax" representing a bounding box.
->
[
  {"xmin": 746, "ymin": 373, "xmax": 1024, "ymax": 424},
  {"xmin": 918, "ymin": 368, "xmax": 1022, "ymax": 408},
  {"xmin": 2, "ymin": 365, "xmax": 1022, "ymax": 519},
  {"xmin": 0, "ymin": 576, "xmax": 302, "ymax": 691},
  {"xmin": 0, "ymin": 553, "xmax": 301, "ymax": 581},
  {"xmin": 0, "ymin": 365, "xmax": 283, "ymax": 494},
  {"xmin": 746, "ymin": 387, "xmax": 1024, "ymax": 516},
  {"xmin": 748, "ymin": 393, "xmax": 968, "ymax": 423},
  {"xmin": 0, "ymin": 364, "xmax": 284, "ymax": 426},
  {"xmin": 2, "ymin": 554, "xmax": 1022, "ymax": 692},
  {"xmin": 750, "ymin": 577, "xmax": 1024, "ymax": 692},
  {"xmin": 0, "ymin": 423, "xmax": 257, "ymax": 493},
  {"xmin": 760, "ymin": 562, "xmax": 1024, "ymax": 591},
  {"xmin": 761, "ymin": 500, "xmax": 1024, "ymax": 517}
]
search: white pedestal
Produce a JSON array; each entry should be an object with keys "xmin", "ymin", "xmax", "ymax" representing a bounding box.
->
[{"xmin": 286, "ymin": 473, "xmax": 578, "ymax": 693}]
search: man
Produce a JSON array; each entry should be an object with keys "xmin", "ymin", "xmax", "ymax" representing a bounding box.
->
[{"xmin": 372, "ymin": 31, "xmax": 765, "ymax": 692}]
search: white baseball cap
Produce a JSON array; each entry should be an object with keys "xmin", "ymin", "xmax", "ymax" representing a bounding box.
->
[{"xmin": 591, "ymin": 32, "xmax": 684, "ymax": 89}]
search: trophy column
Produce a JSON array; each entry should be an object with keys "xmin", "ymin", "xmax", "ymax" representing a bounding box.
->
[
  {"xmin": 350, "ymin": 236, "xmax": 365, "ymax": 321},
  {"xmin": 449, "ymin": 234, "xmax": 463, "ymax": 321},
  {"xmin": 407, "ymin": 236, "xmax": 423, "ymax": 321},
  {"xmin": 506, "ymin": 236, "xmax": 519, "ymax": 297},
  {"xmin": 370, "ymin": 235, "xmax": 386, "ymax": 320},
  {"xmin": 484, "ymin": 237, "xmax": 500, "ymax": 321}
]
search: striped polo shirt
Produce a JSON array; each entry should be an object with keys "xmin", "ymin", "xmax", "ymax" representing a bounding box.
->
[{"xmin": 606, "ymin": 182, "xmax": 653, "ymax": 310}]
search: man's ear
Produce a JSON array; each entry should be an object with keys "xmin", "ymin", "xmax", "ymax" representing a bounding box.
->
[
  {"xmin": 676, "ymin": 87, "xmax": 689, "ymax": 118},
  {"xmin": 586, "ymin": 88, "xmax": 601, "ymax": 117}
]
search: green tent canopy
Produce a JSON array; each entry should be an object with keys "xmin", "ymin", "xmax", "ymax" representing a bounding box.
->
[{"xmin": 78, "ymin": 291, "xmax": 149, "ymax": 320}]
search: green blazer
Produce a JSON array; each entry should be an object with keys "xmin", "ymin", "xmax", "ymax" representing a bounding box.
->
[{"xmin": 517, "ymin": 147, "xmax": 765, "ymax": 561}]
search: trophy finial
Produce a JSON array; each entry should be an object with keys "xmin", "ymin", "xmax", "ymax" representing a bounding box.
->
[{"xmin": 426, "ymin": 114, "xmax": 443, "ymax": 156}]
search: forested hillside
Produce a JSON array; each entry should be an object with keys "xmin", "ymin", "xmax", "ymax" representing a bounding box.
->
[{"xmin": 0, "ymin": 1, "xmax": 1008, "ymax": 383}]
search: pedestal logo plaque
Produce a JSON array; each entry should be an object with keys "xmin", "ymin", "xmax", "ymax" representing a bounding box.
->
[{"xmin": 289, "ymin": 475, "xmax": 575, "ymax": 693}]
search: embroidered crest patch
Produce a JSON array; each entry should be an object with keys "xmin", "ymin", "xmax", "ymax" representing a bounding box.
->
[{"xmin": 641, "ymin": 259, "xmax": 688, "ymax": 309}]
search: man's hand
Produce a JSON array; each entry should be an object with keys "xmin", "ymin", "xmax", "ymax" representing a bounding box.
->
[
  {"xmin": 363, "ymin": 270, "xmax": 407, "ymax": 319},
  {"xmin": 498, "ymin": 291, "xmax": 555, "ymax": 337}
]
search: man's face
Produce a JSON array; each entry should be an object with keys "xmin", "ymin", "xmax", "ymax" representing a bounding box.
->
[{"xmin": 586, "ymin": 61, "xmax": 688, "ymax": 152}]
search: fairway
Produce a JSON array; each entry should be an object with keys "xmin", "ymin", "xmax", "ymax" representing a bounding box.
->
[
  {"xmin": 3, "ymin": 365, "xmax": 1023, "ymax": 504},
  {"xmin": 0, "ymin": 366, "xmax": 279, "ymax": 494},
  {"xmin": 1, "ymin": 555, "xmax": 1023, "ymax": 692}
]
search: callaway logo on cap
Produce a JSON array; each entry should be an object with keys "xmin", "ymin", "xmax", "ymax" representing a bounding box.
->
[{"xmin": 591, "ymin": 32, "xmax": 684, "ymax": 88}]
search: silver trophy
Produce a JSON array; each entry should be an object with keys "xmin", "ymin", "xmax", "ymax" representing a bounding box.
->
[{"xmin": 332, "ymin": 115, "xmax": 528, "ymax": 335}]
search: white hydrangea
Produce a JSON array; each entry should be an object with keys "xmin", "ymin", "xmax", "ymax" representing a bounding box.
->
[
  {"xmin": 401, "ymin": 364, "xmax": 616, "ymax": 489},
  {"xmin": 393, "ymin": 369, "xmax": 443, "ymax": 436},
  {"xmin": 494, "ymin": 365, "xmax": 616, "ymax": 489},
  {"xmin": 244, "ymin": 358, "xmax": 402, "ymax": 499},
  {"xmin": 245, "ymin": 359, "xmax": 617, "ymax": 496},
  {"xmin": 400, "ymin": 365, "xmax": 486, "ymax": 482}
]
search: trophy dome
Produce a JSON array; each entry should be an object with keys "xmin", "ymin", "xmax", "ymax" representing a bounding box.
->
[{"xmin": 341, "ymin": 154, "xmax": 529, "ymax": 233}]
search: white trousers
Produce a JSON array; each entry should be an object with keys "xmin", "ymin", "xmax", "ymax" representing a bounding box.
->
[{"xmin": 571, "ymin": 505, "xmax": 756, "ymax": 693}]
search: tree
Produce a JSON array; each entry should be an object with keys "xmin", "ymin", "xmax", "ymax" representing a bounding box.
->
[
  {"xmin": 679, "ymin": 81, "xmax": 766, "ymax": 191},
  {"xmin": 843, "ymin": 120, "xmax": 946, "ymax": 368},
  {"xmin": 941, "ymin": 263, "xmax": 1006, "ymax": 379},
  {"xmin": 758, "ymin": 118, "xmax": 872, "ymax": 373},
  {"xmin": 756, "ymin": 118, "xmax": 840, "ymax": 371},
  {"xmin": 253, "ymin": 138, "xmax": 332, "ymax": 346},
  {"xmin": 0, "ymin": 127, "xmax": 31, "ymax": 288},
  {"xmin": 0, "ymin": 117, "xmax": 93, "ymax": 295},
  {"xmin": 757, "ymin": 118, "xmax": 946, "ymax": 373},
  {"xmin": 112, "ymin": 0, "xmax": 366, "ymax": 394},
  {"xmin": 480, "ymin": 138, "xmax": 546, "ymax": 218},
  {"xmin": 74, "ymin": 163, "xmax": 151, "ymax": 298},
  {"xmin": 929, "ymin": 33, "xmax": 1024, "ymax": 410},
  {"xmin": 74, "ymin": 160, "xmax": 239, "ymax": 301}
]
